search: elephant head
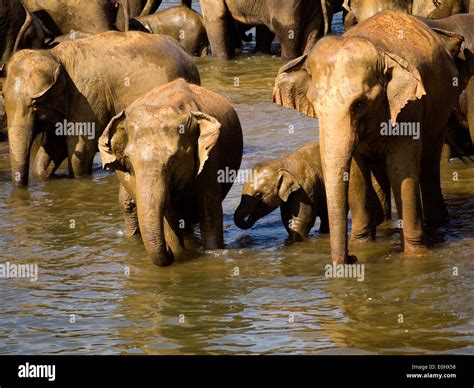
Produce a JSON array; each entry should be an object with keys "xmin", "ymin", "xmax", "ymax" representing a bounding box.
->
[
  {"xmin": 3, "ymin": 50, "xmax": 67, "ymax": 186},
  {"xmin": 234, "ymin": 164, "xmax": 302, "ymax": 229},
  {"xmin": 98, "ymin": 94, "xmax": 221, "ymax": 266}
]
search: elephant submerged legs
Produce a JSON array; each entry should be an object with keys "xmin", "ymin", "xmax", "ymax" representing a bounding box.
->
[
  {"xmin": 66, "ymin": 135, "xmax": 98, "ymax": 179},
  {"xmin": 386, "ymin": 142, "xmax": 427, "ymax": 255},
  {"xmin": 197, "ymin": 167, "xmax": 224, "ymax": 250},
  {"xmin": 349, "ymin": 155, "xmax": 383, "ymax": 243},
  {"xmin": 31, "ymin": 132, "xmax": 68, "ymax": 180},
  {"xmin": 420, "ymin": 144, "xmax": 448, "ymax": 230}
]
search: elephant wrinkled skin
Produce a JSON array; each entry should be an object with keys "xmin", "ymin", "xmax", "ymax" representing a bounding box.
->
[
  {"xmin": 200, "ymin": 0, "xmax": 328, "ymax": 60},
  {"xmin": 234, "ymin": 142, "xmax": 329, "ymax": 241},
  {"xmin": 274, "ymin": 11, "xmax": 465, "ymax": 263},
  {"xmin": 343, "ymin": 0, "xmax": 468, "ymax": 29},
  {"xmin": 99, "ymin": 78, "xmax": 243, "ymax": 266},
  {"xmin": 3, "ymin": 31, "xmax": 200, "ymax": 187},
  {"xmin": 0, "ymin": 0, "xmax": 50, "ymax": 69}
]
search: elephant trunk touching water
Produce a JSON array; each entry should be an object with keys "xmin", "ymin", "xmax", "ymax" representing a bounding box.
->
[
  {"xmin": 134, "ymin": 169, "xmax": 174, "ymax": 266},
  {"xmin": 273, "ymin": 11, "xmax": 465, "ymax": 262},
  {"xmin": 99, "ymin": 79, "xmax": 243, "ymax": 265}
]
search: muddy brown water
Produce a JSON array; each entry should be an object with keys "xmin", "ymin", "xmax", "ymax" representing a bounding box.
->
[{"xmin": 0, "ymin": 3, "xmax": 472, "ymax": 355}]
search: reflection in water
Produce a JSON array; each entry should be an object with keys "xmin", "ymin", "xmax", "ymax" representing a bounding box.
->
[{"xmin": 0, "ymin": 6, "xmax": 472, "ymax": 354}]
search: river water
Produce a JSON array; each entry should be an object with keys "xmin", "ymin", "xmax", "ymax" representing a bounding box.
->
[{"xmin": 0, "ymin": 2, "xmax": 472, "ymax": 355}]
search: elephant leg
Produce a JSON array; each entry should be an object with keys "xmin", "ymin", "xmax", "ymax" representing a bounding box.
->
[
  {"xmin": 420, "ymin": 143, "xmax": 447, "ymax": 229},
  {"xmin": 275, "ymin": 25, "xmax": 300, "ymax": 61},
  {"xmin": 32, "ymin": 132, "xmax": 68, "ymax": 180},
  {"xmin": 370, "ymin": 160, "xmax": 392, "ymax": 222},
  {"xmin": 119, "ymin": 183, "xmax": 139, "ymax": 236},
  {"xmin": 386, "ymin": 144, "xmax": 426, "ymax": 254},
  {"xmin": 66, "ymin": 135, "xmax": 97, "ymax": 178},
  {"xmin": 255, "ymin": 26, "xmax": 274, "ymax": 53},
  {"xmin": 319, "ymin": 210, "xmax": 329, "ymax": 234},
  {"xmin": 349, "ymin": 155, "xmax": 382, "ymax": 243},
  {"xmin": 198, "ymin": 168, "xmax": 224, "ymax": 250},
  {"xmin": 202, "ymin": 5, "xmax": 234, "ymax": 59},
  {"xmin": 280, "ymin": 195, "xmax": 315, "ymax": 241}
]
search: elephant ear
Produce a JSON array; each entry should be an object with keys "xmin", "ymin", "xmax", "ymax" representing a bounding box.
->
[
  {"xmin": 431, "ymin": 28, "xmax": 465, "ymax": 58},
  {"xmin": 99, "ymin": 111, "xmax": 127, "ymax": 171},
  {"xmin": 272, "ymin": 54, "xmax": 316, "ymax": 118},
  {"xmin": 382, "ymin": 52, "xmax": 426, "ymax": 124},
  {"xmin": 31, "ymin": 64, "xmax": 62, "ymax": 100},
  {"xmin": 277, "ymin": 169, "xmax": 302, "ymax": 202},
  {"xmin": 191, "ymin": 111, "xmax": 221, "ymax": 175}
]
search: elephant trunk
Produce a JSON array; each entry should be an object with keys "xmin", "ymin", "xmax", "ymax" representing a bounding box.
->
[
  {"xmin": 320, "ymin": 118, "xmax": 355, "ymax": 264},
  {"xmin": 8, "ymin": 120, "xmax": 34, "ymax": 187},
  {"xmin": 234, "ymin": 196, "xmax": 258, "ymax": 229},
  {"xmin": 135, "ymin": 170, "xmax": 174, "ymax": 266}
]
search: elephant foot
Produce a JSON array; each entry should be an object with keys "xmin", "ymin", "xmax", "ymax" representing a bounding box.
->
[
  {"xmin": 151, "ymin": 247, "xmax": 175, "ymax": 267},
  {"xmin": 288, "ymin": 230, "xmax": 305, "ymax": 242},
  {"xmin": 331, "ymin": 255, "xmax": 358, "ymax": 265},
  {"xmin": 350, "ymin": 229, "xmax": 375, "ymax": 244},
  {"xmin": 403, "ymin": 244, "xmax": 430, "ymax": 257}
]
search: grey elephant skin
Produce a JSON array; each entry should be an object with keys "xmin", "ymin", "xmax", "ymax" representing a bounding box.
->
[
  {"xmin": 200, "ymin": 0, "xmax": 328, "ymax": 60},
  {"xmin": 419, "ymin": 14, "xmax": 474, "ymax": 158},
  {"xmin": 343, "ymin": 0, "xmax": 469, "ymax": 29},
  {"xmin": 0, "ymin": 0, "xmax": 50, "ymax": 69},
  {"xmin": 3, "ymin": 31, "xmax": 200, "ymax": 187},
  {"xmin": 23, "ymin": 0, "xmax": 126, "ymax": 35},
  {"xmin": 130, "ymin": 6, "xmax": 208, "ymax": 56},
  {"xmin": 274, "ymin": 11, "xmax": 465, "ymax": 263},
  {"xmin": 99, "ymin": 78, "xmax": 243, "ymax": 266},
  {"xmin": 116, "ymin": 0, "xmax": 162, "ymax": 32},
  {"xmin": 234, "ymin": 142, "xmax": 329, "ymax": 241}
]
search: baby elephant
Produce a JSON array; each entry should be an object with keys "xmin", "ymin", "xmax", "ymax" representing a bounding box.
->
[
  {"xmin": 234, "ymin": 142, "xmax": 329, "ymax": 241},
  {"xmin": 129, "ymin": 5, "xmax": 208, "ymax": 56},
  {"xmin": 99, "ymin": 78, "xmax": 243, "ymax": 266}
]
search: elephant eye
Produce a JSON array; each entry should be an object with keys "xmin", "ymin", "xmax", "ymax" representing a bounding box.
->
[{"xmin": 351, "ymin": 98, "xmax": 368, "ymax": 116}]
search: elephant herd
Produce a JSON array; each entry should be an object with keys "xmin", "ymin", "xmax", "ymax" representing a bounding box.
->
[{"xmin": 0, "ymin": 0, "xmax": 473, "ymax": 267}]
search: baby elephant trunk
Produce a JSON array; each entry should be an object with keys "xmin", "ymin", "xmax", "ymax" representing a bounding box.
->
[{"xmin": 234, "ymin": 196, "xmax": 258, "ymax": 229}]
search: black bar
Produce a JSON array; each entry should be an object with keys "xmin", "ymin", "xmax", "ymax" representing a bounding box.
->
[{"xmin": 0, "ymin": 355, "xmax": 471, "ymax": 387}]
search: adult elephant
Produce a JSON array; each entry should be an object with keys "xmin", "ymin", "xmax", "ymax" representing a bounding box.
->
[
  {"xmin": 116, "ymin": 0, "xmax": 161, "ymax": 31},
  {"xmin": 200, "ymin": 0, "xmax": 328, "ymax": 60},
  {"xmin": 0, "ymin": 0, "xmax": 51, "ymax": 70},
  {"xmin": 22, "ymin": 0, "xmax": 129, "ymax": 35},
  {"xmin": 99, "ymin": 78, "xmax": 243, "ymax": 266},
  {"xmin": 343, "ymin": 0, "xmax": 468, "ymax": 29},
  {"xmin": 274, "ymin": 11, "xmax": 464, "ymax": 263},
  {"xmin": 3, "ymin": 31, "xmax": 200, "ymax": 187}
]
